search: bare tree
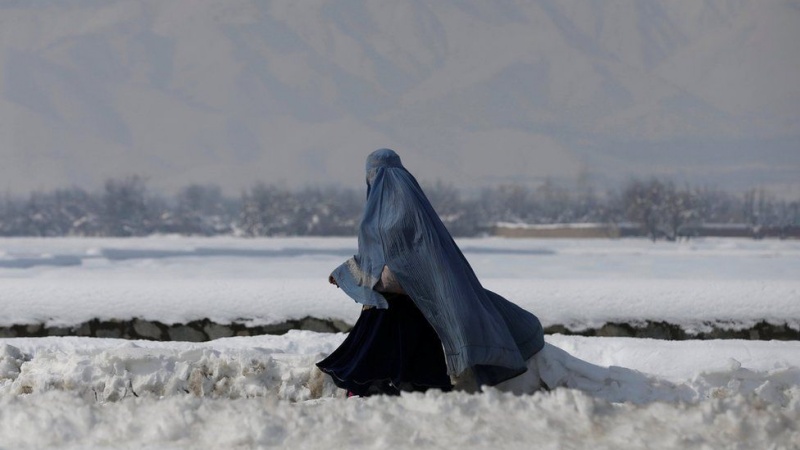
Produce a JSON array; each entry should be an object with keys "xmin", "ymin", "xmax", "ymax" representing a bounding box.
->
[
  {"xmin": 174, "ymin": 184, "xmax": 235, "ymax": 235},
  {"xmin": 661, "ymin": 182, "xmax": 697, "ymax": 241},
  {"xmin": 623, "ymin": 178, "xmax": 664, "ymax": 241},
  {"xmin": 101, "ymin": 176, "xmax": 150, "ymax": 236}
]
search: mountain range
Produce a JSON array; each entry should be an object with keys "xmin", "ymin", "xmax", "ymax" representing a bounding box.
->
[{"xmin": 1, "ymin": 0, "xmax": 798, "ymax": 196}]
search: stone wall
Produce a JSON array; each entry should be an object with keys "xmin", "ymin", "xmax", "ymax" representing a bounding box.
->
[
  {"xmin": 1, "ymin": 318, "xmax": 798, "ymax": 341},
  {"xmin": 544, "ymin": 320, "xmax": 800, "ymax": 341},
  {"xmin": 0, "ymin": 317, "xmax": 352, "ymax": 342}
]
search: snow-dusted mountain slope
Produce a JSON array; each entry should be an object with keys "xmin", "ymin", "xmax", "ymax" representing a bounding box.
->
[{"xmin": 1, "ymin": 0, "xmax": 798, "ymax": 194}]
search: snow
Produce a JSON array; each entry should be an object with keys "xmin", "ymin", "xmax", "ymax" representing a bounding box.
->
[
  {"xmin": 1, "ymin": 236, "xmax": 799, "ymax": 448},
  {"xmin": 1, "ymin": 332, "xmax": 799, "ymax": 448},
  {"xmin": 1, "ymin": 237, "xmax": 798, "ymax": 332}
]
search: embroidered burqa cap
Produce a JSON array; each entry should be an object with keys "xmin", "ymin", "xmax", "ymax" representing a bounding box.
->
[{"xmin": 331, "ymin": 149, "xmax": 544, "ymax": 385}]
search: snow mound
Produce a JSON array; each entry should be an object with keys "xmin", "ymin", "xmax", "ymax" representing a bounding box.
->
[
  {"xmin": 2, "ymin": 334, "xmax": 799, "ymax": 407},
  {"xmin": 2, "ymin": 333, "xmax": 799, "ymax": 448},
  {"xmin": 0, "ymin": 334, "xmax": 344, "ymax": 403}
]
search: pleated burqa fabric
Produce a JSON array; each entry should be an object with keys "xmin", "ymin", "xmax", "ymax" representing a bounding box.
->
[{"xmin": 331, "ymin": 149, "xmax": 544, "ymax": 385}]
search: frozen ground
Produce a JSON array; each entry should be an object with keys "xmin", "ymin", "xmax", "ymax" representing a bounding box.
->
[
  {"xmin": 1, "ymin": 332, "xmax": 799, "ymax": 449},
  {"xmin": 1, "ymin": 237, "xmax": 799, "ymax": 332},
  {"xmin": 1, "ymin": 237, "xmax": 799, "ymax": 448}
]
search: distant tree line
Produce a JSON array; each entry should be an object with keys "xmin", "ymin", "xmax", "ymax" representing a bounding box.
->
[{"xmin": 0, "ymin": 175, "xmax": 798, "ymax": 239}]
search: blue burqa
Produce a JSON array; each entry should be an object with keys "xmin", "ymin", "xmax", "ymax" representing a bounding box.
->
[{"xmin": 331, "ymin": 149, "xmax": 544, "ymax": 385}]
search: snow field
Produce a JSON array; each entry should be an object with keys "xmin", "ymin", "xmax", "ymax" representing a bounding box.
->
[
  {"xmin": 4, "ymin": 278, "xmax": 797, "ymax": 332},
  {"xmin": 1, "ymin": 237, "xmax": 799, "ymax": 333}
]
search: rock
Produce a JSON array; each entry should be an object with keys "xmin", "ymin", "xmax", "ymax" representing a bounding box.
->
[
  {"xmin": 638, "ymin": 322, "xmax": 682, "ymax": 340},
  {"xmin": 597, "ymin": 323, "xmax": 633, "ymax": 338},
  {"xmin": 330, "ymin": 319, "xmax": 352, "ymax": 333},
  {"xmin": 75, "ymin": 322, "xmax": 93, "ymax": 337},
  {"xmin": 543, "ymin": 325, "xmax": 570, "ymax": 335},
  {"xmin": 96, "ymin": 327, "xmax": 122, "ymax": 339},
  {"xmin": 204, "ymin": 323, "xmax": 234, "ymax": 340},
  {"xmin": 168, "ymin": 325, "xmax": 207, "ymax": 342},
  {"xmin": 299, "ymin": 317, "xmax": 336, "ymax": 333},
  {"xmin": 261, "ymin": 323, "xmax": 294, "ymax": 335},
  {"xmin": 0, "ymin": 328, "xmax": 17, "ymax": 338},
  {"xmin": 25, "ymin": 324, "xmax": 43, "ymax": 335},
  {"xmin": 707, "ymin": 327, "xmax": 743, "ymax": 339},
  {"xmin": 133, "ymin": 319, "xmax": 163, "ymax": 340},
  {"xmin": 47, "ymin": 327, "xmax": 72, "ymax": 336}
]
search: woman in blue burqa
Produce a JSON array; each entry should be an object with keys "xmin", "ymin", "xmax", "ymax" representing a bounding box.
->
[{"xmin": 317, "ymin": 149, "xmax": 546, "ymax": 397}]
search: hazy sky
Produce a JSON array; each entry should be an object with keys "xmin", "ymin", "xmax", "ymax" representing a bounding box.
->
[{"xmin": 1, "ymin": 0, "xmax": 798, "ymax": 197}]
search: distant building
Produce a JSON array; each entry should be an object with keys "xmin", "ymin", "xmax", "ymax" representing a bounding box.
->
[
  {"xmin": 491, "ymin": 222, "xmax": 640, "ymax": 239},
  {"xmin": 760, "ymin": 225, "xmax": 800, "ymax": 239},
  {"xmin": 679, "ymin": 223, "xmax": 754, "ymax": 238},
  {"xmin": 492, "ymin": 222, "xmax": 800, "ymax": 239}
]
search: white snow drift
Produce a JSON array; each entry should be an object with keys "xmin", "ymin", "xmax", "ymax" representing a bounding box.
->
[{"xmin": 1, "ymin": 333, "xmax": 799, "ymax": 449}]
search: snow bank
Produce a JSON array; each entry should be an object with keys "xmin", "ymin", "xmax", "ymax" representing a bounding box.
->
[
  {"xmin": 4, "ymin": 278, "xmax": 797, "ymax": 334},
  {"xmin": 485, "ymin": 279, "xmax": 800, "ymax": 333},
  {"xmin": 4, "ymin": 333, "xmax": 800, "ymax": 404},
  {"xmin": 1, "ymin": 333, "xmax": 799, "ymax": 449},
  {"xmin": 0, "ymin": 279, "xmax": 359, "ymax": 328},
  {"xmin": 0, "ymin": 335, "xmax": 341, "ymax": 403}
]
